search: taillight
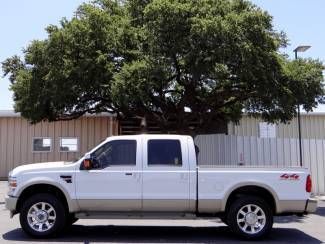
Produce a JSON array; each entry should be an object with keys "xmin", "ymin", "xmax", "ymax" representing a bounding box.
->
[{"xmin": 306, "ymin": 174, "xmax": 312, "ymax": 193}]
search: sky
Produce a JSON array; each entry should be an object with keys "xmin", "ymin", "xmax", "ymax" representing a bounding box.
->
[
  {"xmin": 0, "ymin": 0, "xmax": 84, "ymax": 110},
  {"xmin": 1, "ymin": 0, "xmax": 325, "ymax": 111}
]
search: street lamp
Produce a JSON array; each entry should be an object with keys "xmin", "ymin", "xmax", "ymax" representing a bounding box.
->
[{"xmin": 293, "ymin": 45, "xmax": 311, "ymax": 167}]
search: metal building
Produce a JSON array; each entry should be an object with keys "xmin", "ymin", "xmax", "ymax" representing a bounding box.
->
[
  {"xmin": 0, "ymin": 110, "xmax": 118, "ymax": 179},
  {"xmin": 228, "ymin": 113, "xmax": 325, "ymax": 139},
  {"xmin": 2, "ymin": 109, "xmax": 325, "ymax": 179}
]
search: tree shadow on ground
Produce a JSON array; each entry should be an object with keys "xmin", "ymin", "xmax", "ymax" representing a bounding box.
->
[
  {"xmin": 274, "ymin": 215, "xmax": 305, "ymax": 224},
  {"xmin": 314, "ymin": 206, "xmax": 325, "ymax": 217},
  {"xmin": 2, "ymin": 225, "xmax": 322, "ymax": 243}
]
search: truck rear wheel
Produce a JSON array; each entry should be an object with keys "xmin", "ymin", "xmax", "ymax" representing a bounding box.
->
[
  {"xmin": 19, "ymin": 193, "xmax": 67, "ymax": 238},
  {"xmin": 226, "ymin": 196, "xmax": 273, "ymax": 240}
]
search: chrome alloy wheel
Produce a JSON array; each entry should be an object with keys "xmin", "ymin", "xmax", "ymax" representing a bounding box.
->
[
  {"xmin": 27, "ymin": 202, "xmax": 56, "ymax": 232},
  {"xmin": 236, "ymin": 204, "xmax": 266, "ymax": 235}
]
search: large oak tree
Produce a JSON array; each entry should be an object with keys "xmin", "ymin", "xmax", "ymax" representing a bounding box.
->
[{"xmin": 2, "ymin": 0, "xmax": 324, "ymax": 134}]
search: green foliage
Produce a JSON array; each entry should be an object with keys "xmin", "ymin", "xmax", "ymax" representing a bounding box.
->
[{"xmin": 2, "ymin": 0, "xmax": 324, "ymax": 134}]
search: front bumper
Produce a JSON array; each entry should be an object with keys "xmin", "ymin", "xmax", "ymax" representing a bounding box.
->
[
  {"xmin": 304, "ymin": 198, "xmax": 318, "ymax": 213},
  {"xmin": 5, "ymin": 195, "xmax": 18, "ymax": 212}
]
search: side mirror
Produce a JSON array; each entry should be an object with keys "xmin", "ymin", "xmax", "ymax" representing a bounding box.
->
[{"xmin": 82, "ymin": 154, "xmax": 93, "ymax": 170}]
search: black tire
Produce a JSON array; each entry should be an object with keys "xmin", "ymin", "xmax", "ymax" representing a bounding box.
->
[
  {"xmin": 226, "ymin": 196, "xmax": 273, "ymax": 240},
  {"xmin": 67, "ymin": 214, "xmax": 79, "ymax": 226},
  {"xmin": 220, "ymin": 216, "xmax": 228, "ymax": 225},
  {"xmin": 19, "ymin": 193, "xmax": 67, "ymax": 238}
]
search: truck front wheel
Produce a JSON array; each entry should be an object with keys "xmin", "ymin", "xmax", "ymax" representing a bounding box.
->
[
  {"xmin": 226, "ymin": 196, "xmax": 273, "ymax": 240},
  {"xmin": 67, "ymin": 213, "xmax": 79, "ymax": 226},
  {"xmin": 19, "ymin": 193, "xmax": 67, "ymax": 238}
]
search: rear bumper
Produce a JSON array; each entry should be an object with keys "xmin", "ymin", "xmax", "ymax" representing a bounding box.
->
[{"xmin": 304, "ymin": 198, "xmax": 317, "ymax": 213}]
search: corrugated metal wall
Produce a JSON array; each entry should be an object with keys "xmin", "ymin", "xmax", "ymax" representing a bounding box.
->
[
  {"xmin": 228, "ymin": 114, "xmax": 325, "ymax": 139},
  {"xmin": 195, "ymin": 134, "xmax": 325, "ymax": 195},
  {"xmin": 0, "ymin": 116, "xmax": 118, "ymax": 178}
]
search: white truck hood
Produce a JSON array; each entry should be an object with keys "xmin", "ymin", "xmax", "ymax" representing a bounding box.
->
[{"xmin": 10, "ymin": 161, "xmax": 75, "ymax": 177}]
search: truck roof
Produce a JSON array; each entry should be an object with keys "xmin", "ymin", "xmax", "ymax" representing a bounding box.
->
[{"xmin": 106, "ymin": 134, "xmax": 192, "ymax": 140}]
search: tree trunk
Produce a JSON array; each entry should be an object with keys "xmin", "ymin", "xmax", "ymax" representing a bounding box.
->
[{"xmin": 140, "ymin": 116, "xmax": 148, "ymax": 133}]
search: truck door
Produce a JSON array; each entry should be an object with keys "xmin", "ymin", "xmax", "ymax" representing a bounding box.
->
[
  {"xmin": 75, "ymin": 138, "xmax": 142, "ymax": 211},
  {"xmin": 142, "ymin": 137, "xmax": 190, "ymax": 212}
]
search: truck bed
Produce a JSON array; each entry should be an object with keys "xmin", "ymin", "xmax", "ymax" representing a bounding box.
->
[{"xmin": 197, "ymin": 166, "xmax": 310, "ymax": 214}]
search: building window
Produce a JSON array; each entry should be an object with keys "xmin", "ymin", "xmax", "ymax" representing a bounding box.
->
[
  {"xmin": 259, "ymin": 122, "xmax": 276, "ymax": 138},
  {"xmin": 148, "ymin": 139, "xmax": 182, "ymax": 166},
  {"xmin": 60, "ymin": 138, "xmax": 78, "ymax": 152},
  {"xmin": 33, "ymin": 138, "xmax": 52, "ymax": 152}
]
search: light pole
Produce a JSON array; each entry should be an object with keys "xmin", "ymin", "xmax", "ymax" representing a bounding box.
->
[{"xmin": 293, "ymin": 45, "xmax": 311, "ymax": 167}]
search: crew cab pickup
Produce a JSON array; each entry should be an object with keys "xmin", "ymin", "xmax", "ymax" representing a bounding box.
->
[{"xmin": 5, "ymin": 134, "xmax": 317, "ymax": 240}]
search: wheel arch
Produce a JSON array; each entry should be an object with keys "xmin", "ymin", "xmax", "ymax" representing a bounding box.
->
[
  {"xmin": 222, "ymin": 183, "xmax": 279, "ymax": 214},
  {"xmin": 16, "ymin": 181, "xmax": 78, "ymax": 213}
]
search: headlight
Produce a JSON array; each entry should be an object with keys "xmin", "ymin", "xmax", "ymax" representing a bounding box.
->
[
  {"xmin": 8, "ymin": 177, "xmax": 17, "ymax": 194},
  {"xmin": 9, "ymin": 178, "xmax": 17, "ymax": 188}
]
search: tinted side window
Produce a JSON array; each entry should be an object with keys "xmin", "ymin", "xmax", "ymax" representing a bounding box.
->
[
  {"xmin": 148, "ymin": 139, "xmax": 182, "ymax": 166},
  {"xmin": 92, "ymin": 140, "xmax": 136, "ymax": 168}
]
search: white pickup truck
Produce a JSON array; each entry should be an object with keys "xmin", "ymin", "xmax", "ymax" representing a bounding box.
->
[{"xmin": 5, "ymin": 134, "xmax": 317, "ymax": 240}]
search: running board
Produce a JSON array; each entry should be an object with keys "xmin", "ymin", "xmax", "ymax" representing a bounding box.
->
[{"xmin": 75, "ymin": 212, "xmax": 198, "ymax": 219}]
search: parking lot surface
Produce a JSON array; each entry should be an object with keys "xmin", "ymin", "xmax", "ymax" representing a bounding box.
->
[{"xmin": 1, "ymin": 181, "xmax": 325, "ymax": 243}]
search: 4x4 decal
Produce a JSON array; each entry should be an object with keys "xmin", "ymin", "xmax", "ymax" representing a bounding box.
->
[{"xmin": 280, "ymin": 173, "xmax": 299, "ymax": 180}]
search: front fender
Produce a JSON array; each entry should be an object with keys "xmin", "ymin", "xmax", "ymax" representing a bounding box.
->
[{"xmin": 15, "ymin": 176, "xmax": 79, "ymax": 213}]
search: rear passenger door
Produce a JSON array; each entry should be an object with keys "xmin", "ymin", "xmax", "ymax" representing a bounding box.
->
[{"xmin": 142, "ymin": 137, "xmax": 190, "ymax": 212}]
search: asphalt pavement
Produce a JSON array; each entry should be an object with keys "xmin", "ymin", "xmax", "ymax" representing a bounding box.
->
[{"xmin": 1, "ymin": 181, "xmax": 325, "ymax": 243}]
